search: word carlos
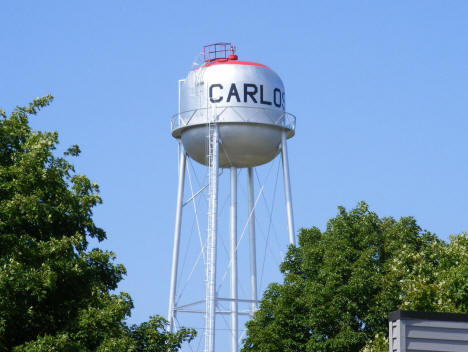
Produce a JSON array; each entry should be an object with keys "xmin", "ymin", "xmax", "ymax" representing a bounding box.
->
[{"xmin": 209, "ymin": 83, "xmax": 285, "ymax": 109}]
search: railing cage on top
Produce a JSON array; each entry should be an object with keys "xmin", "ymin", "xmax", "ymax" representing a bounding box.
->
[{"xmin": 203, "ymin": 43, "xmax": 236, "ymax": 62}]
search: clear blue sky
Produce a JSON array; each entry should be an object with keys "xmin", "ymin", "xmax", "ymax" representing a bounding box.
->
[{"xmin": 1, "ymin": 0, "xmax": 468, "ymax": 341}]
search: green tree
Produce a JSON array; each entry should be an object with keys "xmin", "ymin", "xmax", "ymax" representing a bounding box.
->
[
  {"xmin": 0, "ymin": 96, "xmax": 195, "ymax": 351},
  {"xmin": 360, "ymin": 232, "xmax": 468, "ymax": 352},
  {"xmin": 242, "ymin": 202, "xmax": 441, "ymax": 352},
  {"xmin": 390, "ymin": 232, "xmax": 468, "ymax": 313}
]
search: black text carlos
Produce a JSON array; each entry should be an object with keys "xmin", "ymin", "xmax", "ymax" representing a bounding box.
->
[{"xmin": 209, "ymin": 83, "xmax": 285, "ymax": 109}]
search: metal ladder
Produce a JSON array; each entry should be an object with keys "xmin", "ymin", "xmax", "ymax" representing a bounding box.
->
[{"xmin": 204, "ymin": 111, "xmax": 218, "ymax": 352}]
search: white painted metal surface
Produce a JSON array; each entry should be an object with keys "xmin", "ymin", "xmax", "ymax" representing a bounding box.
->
[
  {"xmin": 171, "ymin": 57, "xmax": 295, "ymax": 168},
  {"xmin": 168, "ymin": 145, "xmax": 186, "ymax": 332},
  {"xmin": 230, "ymin": 167, "xmax": 238, "ymax": 352},
  {"xmin": 247, "ymin": 167, "xmax": 258, "ymax": 316},
  {"xmin": 168, "ymin": 44, "xmax": 296, "ymax": 352},
  {"xmin": 281, "ymin": 131, "xmax": 295, "ymax": 246}
]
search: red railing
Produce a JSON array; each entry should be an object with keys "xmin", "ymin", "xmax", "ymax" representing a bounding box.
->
[{"xmin": 203, "ymin": 43, "xmax": 236, "ymax": 62}]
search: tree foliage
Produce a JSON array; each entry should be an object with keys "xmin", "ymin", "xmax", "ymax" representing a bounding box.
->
[
  {"xmin": 360, "ymin": 232, "xmax": 468, "ymax": 352},
  {"xmin": 241, "ymin": 202, "xmax": 455, "ymax": 352},
  {"xmin": 0, "ymin": 96, "xmax": 195, "ymax": 351}
]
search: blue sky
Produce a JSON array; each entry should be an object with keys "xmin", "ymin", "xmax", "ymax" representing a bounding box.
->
[{"xmin": 1, "ymin": 0, "xmax": 468, "ymax": 346}]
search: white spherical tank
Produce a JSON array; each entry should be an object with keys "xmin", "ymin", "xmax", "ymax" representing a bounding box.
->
[{"xmin": 171, "ymin": 44, "xmax": 295, "ymax": 168}]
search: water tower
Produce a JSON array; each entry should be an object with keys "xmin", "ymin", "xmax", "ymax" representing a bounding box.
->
[{"xmin": 168, "ymin": 43, "xmax": 296, "ymax": 352}]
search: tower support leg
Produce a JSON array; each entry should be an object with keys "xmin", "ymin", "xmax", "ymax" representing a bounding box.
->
[
  {"xmin": 230, "ymin": 167, "xmax": 238, "ymax": 352},
  {"xmin": 205, "ymin": 124, "xmax": 219, "ymax": 352},
  {"xmin": 247, "ymin": 167, "xmax": 258, "ymax": 315},
  {"xmin": 281, "ymin": 131, "xmax": 296, "ymax": 246},
  {"xmin": 168, "ymin": 144, "xmax": 187, "ymax": 332}
]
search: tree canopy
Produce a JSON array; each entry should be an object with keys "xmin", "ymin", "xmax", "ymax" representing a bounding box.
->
[
  {"xmin": 242, "ymin": 202, "xmax": 468, "ymax": 352},
  {"xmin": 0, "ymin": 96, "xmax": 195, "ymax": 351}
]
